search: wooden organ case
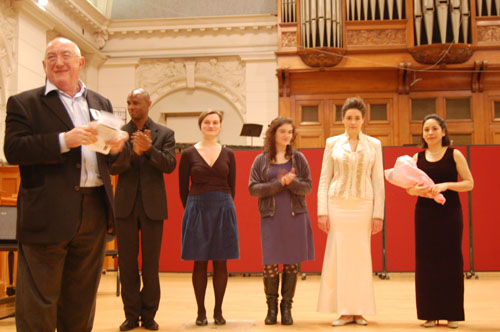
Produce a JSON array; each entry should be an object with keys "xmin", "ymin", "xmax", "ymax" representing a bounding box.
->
[{"xmin": 277, "ymin": 0, "xmax": 500, "ymax": 147}]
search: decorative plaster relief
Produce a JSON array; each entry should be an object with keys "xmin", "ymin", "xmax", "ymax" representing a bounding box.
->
[
  {"xmin": 478, "ymin": 26, "xmax": 500, "ymax": 43},
  {"xmin": 0, "ymin": 2, "xmax": 17, "ymax": 103},
  {"xmin": 282, "ymin": 31, "xmax": 297, "ymax": 48},
  {"xmin": 94, "ymin": 29, "xmax": 109, "ymax": 49},
  {"xmin": 136, "ymin": 57, "xmax": 246, "ymax": 115},
  {"xmin": 0, "ymin": 3, "xmax": 16, "ymax": 73},
  {"xmin": 137, "ymin": 60, "xmax": 186, "ymax": 92},
  {"xmin": 347, "ymin": 29, "xmax": 405, "ymax": 46},
  {"xmin": 0, "ymin": 2, "xmax": 16, "ymax": 163},
  {"xmin": 37, "ymin": 0, "xmax": 109, "ymax": 50}
]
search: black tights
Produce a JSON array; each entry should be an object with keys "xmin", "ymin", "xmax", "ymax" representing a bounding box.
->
[{"xmin": 192, "ymin": 260, "xmax": 227, "ymax": 320}]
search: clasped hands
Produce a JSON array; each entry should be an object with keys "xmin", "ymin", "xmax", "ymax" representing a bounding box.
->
[
  {"xmin": 411, "ymin": 182, "xmax": 448, "ymax": 197},
  {"xmin": 280, "ymin": 168, "xmax": 296, "ymax": 186},
  {"xmin": 64, "ymin": 123, "xmax": 129, "ymax": 154},
  {"xmin": 131, "ymin": 129, "xmax": 152, "ymax": 156}
]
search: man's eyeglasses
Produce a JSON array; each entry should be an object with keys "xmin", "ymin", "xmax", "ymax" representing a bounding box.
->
[{"xmin": 46, "ymin": 53, "xmax": 80, "ymax": 64}]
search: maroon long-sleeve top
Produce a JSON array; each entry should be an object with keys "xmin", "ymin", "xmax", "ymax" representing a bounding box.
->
[{"xmin": 178, "ymin": 146, "xmax": 236, "ymax": 208}]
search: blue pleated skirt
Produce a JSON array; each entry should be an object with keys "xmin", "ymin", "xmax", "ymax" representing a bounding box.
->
[{"xmin": 181, "ymin": 191, "xmax": 240, "ymax": 261}]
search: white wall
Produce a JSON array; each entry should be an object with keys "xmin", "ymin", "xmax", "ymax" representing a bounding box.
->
[
  {"xmin": 16, "ymin": 10, "xmax": 47, "ymax": 92},
  {"xmin": 243, "ymin": 56, "xmax": 279, "ymax": 146},
  {"xmin": 98, "ymin": 58, "xmax": 138, "ymax": 123},
  {"xmin": 151, "ymin": 88, "xmax": 245, "ymax": 145}
]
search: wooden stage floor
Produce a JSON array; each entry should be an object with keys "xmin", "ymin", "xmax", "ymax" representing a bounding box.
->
[{"xmin": 0, "ymin": 272, "xmax": 499, "ymax": 331}]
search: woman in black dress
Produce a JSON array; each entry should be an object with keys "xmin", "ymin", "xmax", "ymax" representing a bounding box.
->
[
  {"xmin": 179, "ymin": 110, "xmax": 239, "ymax": 326},
  {"xmin": 406, "ymin": 114, "xmax": 473, "ymax": 329}
]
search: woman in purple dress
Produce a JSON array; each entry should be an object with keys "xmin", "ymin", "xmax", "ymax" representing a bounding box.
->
[
  {"xmin": 406, "ymin": 114, "xmax": 473, "ymax": 329},
  {"xmin": 248, "ymin": 117, "xmax": 315, "ymax": 326}
]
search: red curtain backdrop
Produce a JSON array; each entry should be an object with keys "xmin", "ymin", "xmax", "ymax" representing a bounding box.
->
[{"xmin": 468, "ymin": 146, "xmax": 500, "ymax": 271}]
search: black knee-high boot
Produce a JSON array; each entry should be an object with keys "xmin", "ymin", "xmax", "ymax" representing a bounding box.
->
[
  {"xmin": 263, "ymin": 275, "xmax": 279, "ymax": 325},
  {"xmin": 280, "ymin": 272, "xmax": 297, "ymax": 325}
]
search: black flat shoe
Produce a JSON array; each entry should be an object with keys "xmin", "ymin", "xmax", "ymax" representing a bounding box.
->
[
  {"xmin": 142, "ymin": 319, "xmax": 159, "ymax": 330},
  {"xmin": 119, "ymin": 319, "xmax": 139, "ymax": 331},
  {"xmin": 195, "ymin": 316, "xmax": 208, "ymax": 326},
  {"xmin": 214, "ymin": 316, "xmax": 226, "ymax": 325}
]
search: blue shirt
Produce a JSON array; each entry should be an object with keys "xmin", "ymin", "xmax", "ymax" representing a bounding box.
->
[{"xmin": 46, "ymin": 80, "xmax": 103, "ymax": 187}]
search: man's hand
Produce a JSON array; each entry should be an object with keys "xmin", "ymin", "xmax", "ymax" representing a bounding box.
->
[
  {"xmin": 107, "ymin": 130, "xmax": 129, "ymax": 154},
  {"xmin": 131, "ymin": 130, "xmax": 152, "ymax": 156},
  {"xmin": 64, "ymin": 126, "xmax": 98, "ymax": 148}
]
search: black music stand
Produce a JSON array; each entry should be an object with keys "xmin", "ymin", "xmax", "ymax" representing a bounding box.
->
[
  {"xmin": 240, "ymin": 123, "xmax": 263, "ymax": 146},
  {"xmin": 0, "ymin": 206, "xmax": 17, "ymax": 319}
]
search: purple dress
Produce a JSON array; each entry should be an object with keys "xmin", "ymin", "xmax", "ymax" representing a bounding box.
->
[{"xmin": 260, "ymin": 159, "xmax": 315, "ymax": 265}]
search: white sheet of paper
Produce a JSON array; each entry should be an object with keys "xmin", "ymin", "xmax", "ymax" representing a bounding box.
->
[{"xmin": 87, "ymin": 109, "xmax": 123, "ymax": 155}]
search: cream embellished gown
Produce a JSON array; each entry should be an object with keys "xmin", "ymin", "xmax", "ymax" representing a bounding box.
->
[{"xmin": 317, "ymin": 132, "xmax": 385, "ymax": 315}]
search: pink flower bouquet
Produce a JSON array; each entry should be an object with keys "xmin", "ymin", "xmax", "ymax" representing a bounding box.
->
[{"xmin": 384, "ymin": 155, "xmax": 446, "ymax": 205}]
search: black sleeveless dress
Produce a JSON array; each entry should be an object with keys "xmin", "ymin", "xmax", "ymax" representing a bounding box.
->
[{"xmin": 415, "ymin": 147, "xmax": 464, "ymax": 321}]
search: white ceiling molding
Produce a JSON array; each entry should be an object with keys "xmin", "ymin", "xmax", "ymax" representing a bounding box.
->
[
  {"xmin": 107, "ymin": 14, "xmax": 276, "ymax": 36},
  {"xmin": 13, "ymin": 1, "xmax": 277, "ymax": 58},
  {"xmin": 101, "ymin": 14, "xmax": 277, "ymax": 58},
  {"xmin": 14, "ymin": 0, "xmax": 109, "ymax": 53}
]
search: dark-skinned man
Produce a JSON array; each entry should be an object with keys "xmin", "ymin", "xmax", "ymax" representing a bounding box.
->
[{"xmin": 111, "ymin": 88, "xmax": 176, "ymax": 331}]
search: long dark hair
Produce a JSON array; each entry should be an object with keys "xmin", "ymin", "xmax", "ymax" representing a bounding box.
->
[
  {"xmin": 263, "ymin": 117, "xmax": 296, "ymax": 162},
  {"xmin": 420, "ymin": 114, "xmax": 451, "ymax": 148}
]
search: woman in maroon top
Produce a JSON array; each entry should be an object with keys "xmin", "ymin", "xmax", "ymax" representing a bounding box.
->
[{"xmin": 178, "ymin": 110, "xmax": 239, "ymax": 326}]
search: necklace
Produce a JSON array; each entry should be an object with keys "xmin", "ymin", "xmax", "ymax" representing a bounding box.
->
[{"xmin": 427, "ymin": 147, "xmax": 445, "ymax": 155}]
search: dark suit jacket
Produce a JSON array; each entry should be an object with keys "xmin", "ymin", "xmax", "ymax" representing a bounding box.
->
[
  {"xmin": 4, "ymin": 86, "xmax": 116, "ymax": 244},
  {"xmin": 111, "ymin": 119, "xmax": 176, "ymax": 220}
]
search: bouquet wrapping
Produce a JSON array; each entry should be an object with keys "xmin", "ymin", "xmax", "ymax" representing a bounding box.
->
[{"xmin": 384, "ymin": 155, "xmax": 446, "ymax": 205}]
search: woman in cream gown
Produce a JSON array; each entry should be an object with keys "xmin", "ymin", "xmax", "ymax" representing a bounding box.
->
[{"xmin": 317, "ymin": 97, "xmax": 385, "ymax": 326}]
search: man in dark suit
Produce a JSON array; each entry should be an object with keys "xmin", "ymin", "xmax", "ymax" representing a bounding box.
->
[
  {"xmin": 3, "ymin": 37, "xmax": 128, "ymax": 332},
  {"xmin": 111, "ymin": 88, "xmax": 176, "ymax": 331}
]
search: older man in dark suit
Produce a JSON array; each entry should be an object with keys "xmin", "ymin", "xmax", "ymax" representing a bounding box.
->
[
  {"xmin": 111, "ymin": 88, "xmax": 176, "ymax": 331},
  {"xmin": 3, "ymin": 37, "xmax": 128, "ymax": 332}
]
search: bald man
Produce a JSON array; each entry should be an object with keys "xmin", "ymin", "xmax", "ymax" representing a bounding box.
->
[
  {"xmin": 4, "ymin": 37, "xmax": 128, "ymax": 332},
  {"xmin": 111, "ymin": 88, "xmax": 176, "ymax": 331}
]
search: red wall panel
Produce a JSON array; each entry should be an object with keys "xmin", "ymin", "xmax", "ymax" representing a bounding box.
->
[{"xmin": 469, "ymin": 146, "xmax": 500, "ymax": 271}]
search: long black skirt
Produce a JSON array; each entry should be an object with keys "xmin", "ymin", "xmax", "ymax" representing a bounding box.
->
[{"xmin": 415, "ymin": 201, "xmax": 465, "ymax": 321}]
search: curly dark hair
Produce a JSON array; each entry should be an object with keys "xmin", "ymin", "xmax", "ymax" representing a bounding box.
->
[
  {"xmin": 263, "ymin": 117, "xmax": 296, "ymax": 162},
  {"xmin": 420, "ymin": 114, "xmax": 451, "ymax": 148}
]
